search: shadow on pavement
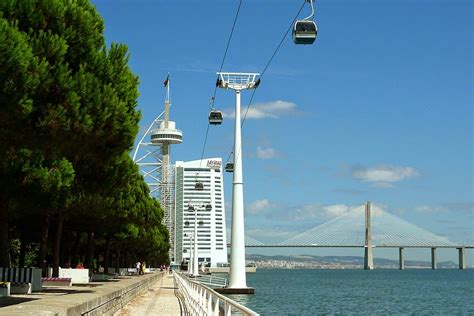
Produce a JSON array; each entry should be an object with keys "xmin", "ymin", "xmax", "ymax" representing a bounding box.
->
[
  {"xmin": 0, "ymin": 297, "xmax": 40, "ymax": 308},
  {"xmin": 41, "ymin": 288, "xmax": 95, "ymax": 295}
]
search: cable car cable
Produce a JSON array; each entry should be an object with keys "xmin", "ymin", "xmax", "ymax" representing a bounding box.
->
[
  {"xmin": 223, "ymin": 0, "xmax": 307, "ymax": 165},
  {"xmin": 190, "ymin": 0, "xmax": 243, "ymax": 213},
  {"xmin": 210, "ymin": 0, "xmax": 243, "ymax": 110},
  {"xmin": 197, "ymin": 0, "xmax": 243, "ymax": 171}
]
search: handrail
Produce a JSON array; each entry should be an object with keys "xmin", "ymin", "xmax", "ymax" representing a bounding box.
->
[
  {"xmin": 174, "ymin": 272, "xmax": 259, "ymax": 316},
  {"xmin": 194, "ymin": 274, "xmax": 228, "ymax": 288}
]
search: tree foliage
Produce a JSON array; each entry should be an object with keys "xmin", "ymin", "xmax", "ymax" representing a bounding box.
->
[{"xmin": 0, "ymin": 0, "xmax": 169, "ymax": 271}]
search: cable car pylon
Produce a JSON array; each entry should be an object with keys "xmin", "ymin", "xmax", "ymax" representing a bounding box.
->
[{"xmin": 215, "ymin": 72, "xmax": 259, "ymax": 295}]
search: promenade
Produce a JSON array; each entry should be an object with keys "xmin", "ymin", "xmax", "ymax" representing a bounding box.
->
[
  {"xmin": 0, "ymin": 272, "xmax": 170, "ymax": 315},
  {"xmin": 115, "ymin": 274, "xmax": 182, "ymax": 315}
]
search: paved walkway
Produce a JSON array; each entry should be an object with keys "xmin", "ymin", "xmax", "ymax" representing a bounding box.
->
[
  {"xmin": 0, "ymin": 272, "xmax": 163, "ymax": 315},
  {"xmin": 114, "ymin": 274, "xmax": 183, "ymax": 316}
]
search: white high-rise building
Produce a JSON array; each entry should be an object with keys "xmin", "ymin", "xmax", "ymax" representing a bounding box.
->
[{"xmin": 174, "ymin": 158, "xmax": 227, "ymax": 267}]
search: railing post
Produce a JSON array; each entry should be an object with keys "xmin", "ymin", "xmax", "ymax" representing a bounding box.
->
[
  {"xmin": 225, "ymin": 301, "xmax": 232, "ymax": 316},
  {"xmin": 214, "ymin": 297, "xmax": 220, "ymax": 315},
  {"xmin": 207, "ymin": 292, "xmax": 213, "ymax": 315}
]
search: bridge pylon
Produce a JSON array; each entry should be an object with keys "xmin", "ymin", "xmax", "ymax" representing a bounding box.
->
[{"xmin": 364, "ymin": 201, "xmax": 374, "ymax": 270}]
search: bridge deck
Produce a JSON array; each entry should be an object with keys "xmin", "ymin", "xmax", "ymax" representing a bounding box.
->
[{"xmin": 238, "ymin": 245, "xmax": 474, "ymax": 249}]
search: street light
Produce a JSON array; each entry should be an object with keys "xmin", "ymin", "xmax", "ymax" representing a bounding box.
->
[
  {"xmin": 186, "ymin": 204, "xmax": 204, "ymax": 277},
  {"xmin": 183, "ymin": 232, "xmax": 194, "ymax": 275}
]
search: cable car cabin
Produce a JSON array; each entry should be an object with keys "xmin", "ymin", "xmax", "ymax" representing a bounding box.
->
[
  {"xmin": 225, "ymin": 162, "xmax": 234, "ymax": 173},
  {"xmin": 293, "ymin": 20, "xmax": 317, "ymax": 45},
  {"xmin": 209, "ymin": 110, "xmax": 223, "ymax": 125},
  {"xmin": 195, "ymin": 182, "xmax": 204, "ymax": 190}
]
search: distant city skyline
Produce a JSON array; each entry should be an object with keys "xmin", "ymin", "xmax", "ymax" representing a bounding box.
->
[{"xmin": 92, "ymin": 0, "xmax": 473, "ymax": 264}]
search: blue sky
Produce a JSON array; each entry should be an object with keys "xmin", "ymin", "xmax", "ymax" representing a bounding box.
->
[{"xmin": 92, "ymin": 0, "xmax": 473, "ymax": 263}]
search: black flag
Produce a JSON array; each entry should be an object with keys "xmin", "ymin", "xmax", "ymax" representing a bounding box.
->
[{"xmin": 163, "ymin": 74, "xmax": 169, "ymax": 87}]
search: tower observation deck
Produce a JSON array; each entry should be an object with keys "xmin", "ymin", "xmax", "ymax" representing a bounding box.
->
[{"xmin": 133, "ymin": 75, "xmax": 182, "ymax": 262}]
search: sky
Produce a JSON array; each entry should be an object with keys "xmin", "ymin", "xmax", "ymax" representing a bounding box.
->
[{"xmin": 92, "ymin": 0, "xmax": 473, "ymax": 264}]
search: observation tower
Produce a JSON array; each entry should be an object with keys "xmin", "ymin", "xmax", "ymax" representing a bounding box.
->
[{"xmin": 133, "ymin": 76, "xmax": 182, "ymax": 262}]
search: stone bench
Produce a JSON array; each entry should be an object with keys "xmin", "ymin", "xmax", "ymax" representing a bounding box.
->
[
  {"xmin": 58, "ymin": 268, "xmax": 90, "ymax": 284},
  {"xmin": 42, "ymin": 277, "xmax": 72, "ymax": 286},
  {"xmin": 0, "ymin": 281, "xmax": 10, "ymax": 297},
  {"xmin": 0, "ymin": 267, "xmax": 42, "ymax": 292},
  {"xmin": 10, "ymin": 282, "xmax": 32, "ymax": 294},
  {"xmin": 90, "ymin": 274, "xmax": 114, "ymax": 282}
]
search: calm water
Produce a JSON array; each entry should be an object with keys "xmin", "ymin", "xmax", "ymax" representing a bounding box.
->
[{"xmin": 226, "ymin": 269, "xmax": 474, "ymax": 315}]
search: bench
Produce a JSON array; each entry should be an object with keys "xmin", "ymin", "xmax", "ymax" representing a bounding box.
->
[
  {"xmin": 90, "ymin": 274, "xmax": 113, "ymax": 282},
  {"xmin": 42, "ymin": 277, "xmax": 72, "ymax": 287},
  {"xmin": 10, "ymin": 282, "xmax": 32, "ymax": 294},
  {"xmin": 0, "ymin": 281, "xmax": 10, "ymax": 297},
  {"xmin": 58, "ymin": 268, "xmax": 90, "ymax": 284},
  {"xmin": 0, "ymin": 267, "xmax": 42, "ymax": 292}
]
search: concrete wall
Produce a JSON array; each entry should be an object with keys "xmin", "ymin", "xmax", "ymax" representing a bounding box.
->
[{"xmin": 79, "ymin": 272, "xmax": 163, "ymax": 316}]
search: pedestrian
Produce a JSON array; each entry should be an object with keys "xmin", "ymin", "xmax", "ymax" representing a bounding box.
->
[
  {"xmin": 136, "ymin": 261, "xmax": 141, "ymax": 275},
  {"xmin": 142, "ymin": 261, "xmax": 146, "ymax": 275}
]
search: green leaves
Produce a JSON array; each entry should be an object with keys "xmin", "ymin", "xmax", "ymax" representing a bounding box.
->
[{"xmin": 0, "ymin": 0, "xmax": 169, "ymax": 267}]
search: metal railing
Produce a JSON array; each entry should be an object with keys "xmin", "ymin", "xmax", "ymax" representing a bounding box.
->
[
  {"xmin": 193, "ymin": 274, "xmax": 228, "ymax": 288},
  {"xmin": 174, "ymin": 272, "xmax": 259, "ymax": 316}
]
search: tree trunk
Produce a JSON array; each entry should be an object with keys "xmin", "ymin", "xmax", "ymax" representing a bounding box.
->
[
  {"xmin": 0, "ymin": 201, "xmax": 10, "ymax": 267},
  {"xmin": 38, "ymin": 213, "xmax": 50, "ymax": 277},
  {"xmin": 104, "ymin": 237, "xmax": 110, "ymax": 274},
  {"xmin": 52, "ymin": 209, "xmax": 64, "ymax": 277},
  {"xmin": 114, "ymin": 246, "xmax": 121, "ymax": 274},
  {"xmin": 85, "ymin": 232, "xmax": 95, "ymax": 271},
  {"xmin": 72, "ymin": 231, "xmax": 81, "ymax": 267},
  {"xmin": 19, "ymin": 230, "xmax": 27, "ymax": 268}
]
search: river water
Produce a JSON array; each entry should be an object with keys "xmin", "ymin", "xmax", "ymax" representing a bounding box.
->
[{"xmin": 226, "ymin": 269, "xmax": 474, "ymax": 315}]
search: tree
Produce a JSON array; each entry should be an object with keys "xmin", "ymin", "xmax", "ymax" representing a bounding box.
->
[{"xmin": 0, "ymin": 0, "xmax": 145, "ymax": 270}]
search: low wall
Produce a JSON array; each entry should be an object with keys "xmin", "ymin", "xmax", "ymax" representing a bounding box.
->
[{"xmin": 79, "ymin": 272, "xmax": 163, "ymax": 316}]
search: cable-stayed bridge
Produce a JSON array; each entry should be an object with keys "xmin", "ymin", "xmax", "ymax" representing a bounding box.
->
[{"xmin": 235, "ymin": 202, "xmax": 473, "ymax": 269}]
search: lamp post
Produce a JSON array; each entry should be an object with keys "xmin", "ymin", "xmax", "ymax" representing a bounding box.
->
[
  {"xmin": 216, "ymin": 72, "xmax": 259, "ymax": 294},
  {"xmin": 186, "ymin": 204, "xmax": 203, "ymax": 277},
  {"xmin": 184, "ymin": 232, "xmax": 194, "ymax": 275},
  {"xmin": 192, "ymin": 207, "xmax": 199, "ymax": 277}
]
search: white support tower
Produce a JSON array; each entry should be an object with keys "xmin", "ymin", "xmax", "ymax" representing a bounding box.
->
[
  {"xmin": 217, "ymin": 72, "xmax": 259, "ymax": 294},
  {"xmin": 132, "ymin": 77, "xmax": 182, "ymax": 262}
]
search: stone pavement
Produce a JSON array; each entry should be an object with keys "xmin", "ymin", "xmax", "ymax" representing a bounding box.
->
[
  {"xmin": 0, "ymin": 272, "xmax": 163, "ymax": 315},
  {"xmin": 114, "ymin": 273, "xmax": 183, "ymax": 316}
]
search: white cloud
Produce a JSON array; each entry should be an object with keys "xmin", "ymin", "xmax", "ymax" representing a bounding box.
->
[
  {"xmin": 246, "ymin": 228, "xmax": 297, "ymax": 241},
  {"xmin": 223, "ymin": 100, "xmax": 298, "ymax": 119},
  {"xmin": 352, "ymin": 165, "xmax": 420, "ymax": 187},
  {"xmin": 415, "ymin": 203, "xmax": 474, "ymax": 213},
  {"xmin": 292, "ymin": 204, "xmax": 359, "ymax": 221},
  {"xmin": 247, "ymin": 199, "xmax": 273, "ymax": 214},
  {"xmin": 256, "ymin": 146, "xmax": 279, "ymax": 159}
]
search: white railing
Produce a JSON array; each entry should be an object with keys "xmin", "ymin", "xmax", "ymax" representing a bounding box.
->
[
  {"xmin": 174, "ymin": 272, "xmax": 259, "ymax": 316},
  {"xmin": 193, "ymin": 274, "xmax": 228, "ymax": 288}
]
